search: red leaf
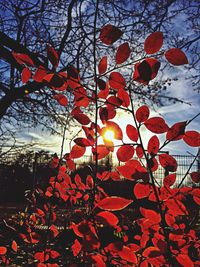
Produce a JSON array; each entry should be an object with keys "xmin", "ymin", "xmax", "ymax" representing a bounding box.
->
[
  {"xmin": 126, "ymin": 124, "xmax": 139, "ymax": 142},
  {"xmin": 96, "ymin": 211, "xmax": 119, "ymax": 226},
  {"xmin": 144, "ymin": 117, "xmax": 169, "ymax": 134},
  {"xmin": 116, "ymin": 42, "xmax": 131, "ymax": 64},
  {"xmin": 140, "ymin": 208, "xmax": 161, "ymax": 223},
  {"xmin": 21, "ymin": 67, "xmax": 31, "ymax": 83},
  {"xmin": 74, "ymin": 113, "xmax": 91, "ymax": 125},
  {"xmin": 140, "ymin": 261, "xmax": 148, "ymax": 267},
  {"xmin": 144, "ymin": 32, "xmax": 163, "ymax": 54},
  {"xmin": 34, "ymin": 251, "xmax": 49, "ymax": 262},
  {"xmin": 165, "ymin": 48, "xmax": 188, "ymax": 66},
  {"xmin": 98, "ymin": 56, "xmax": 107, "ymax": 75},
  {"xmin": 99, "ymin": 24, "xmax": 123, "ymax": 45},
  {"xmin": 167, "ymin": 199, "xmax": 188, "ymax": 216},
  {"xmin": 50, "ymin": 250, "xmax": 60, "ymax": 259},
  {"xmin": 148, "ymin": 157, "xmax": 158, "ymax": 172},
  {"xmin": 117, "ymin": 145, "xmax": 134, "ymax": 162},
  {"xmin": 93, "ymin": 145, "xmax": 110, "ymax": 160},
  {"xmin": 166, "ymin": 121, "xmax": 186, "ymax": 141},
  {"xmin": 117, "ymin": 89, "xmax": 130, "ymax": 107},
  {"xmin": 74, "ymin": 137, "xmax": 93, "ymax": 147},
  {"xmin": 105, "ymin": 121, "xmax": 123, "ymax": 140},
  {"xmin": 163, "ymin": 173, "xmax": 176, "ymax": 187},
  {"xmin": 118, "ymin": 246, "xmax": 137, "ymax": 263},
  {"xmin": 70, "ymin": 144, "xmax": 86, "ymax": 159},
  {"xmin": 134, "ymin": 183, "xmax": 151, "ymax": 199},
  {"xmin": 12, "ymin": 52, "xmax": 34, "ymax": 66},
  {"xmin": 32, "ymin": 66, "xmax": 47, "ymax": 82},
  {"xmin": 96, "ymin": 197, "xmax": 133, "ymax": 211},
  {"xmin": 109, "ymin": 72, "xmax": 126, "ymax": 90},
  {"xmin": 183, "ymin": 131, "xmax": 200, "ymax": 147},
  {"xmin": 49, "ymin": 225, "xmax": 59, "ymax": 238},
  {"xmin": 147, "ymin": 135, "xmax": 160, "ymax": 155},
  {"xmin": 86, "ymin": 175, "xmax": 94, "ymax": 189},
  {"xmin": 159, "ymin": 153, "xmax": 177, "ymax": 172},
  {"xmin": 98, "ymin": 84, "xmax": 109, "ymax": 99},
  {"xmin": 107, "ymin": 96, "xmax": 122, "ymax": 107},
  {"xmin": 47, "ymin": 45, "xmax": 59, "ymax": 68},
  {"xmin": 53, "ymin": 94, "xmax": 68, "ymax": 106},
  {"xmin": 0, "ymin": 246, "xmax": 7, "ymax": 255},
  {"xmin": 90, "ymin": 255, "xmax": 106, "ymax": 267},
  {"xmin": 190, "ymin": 172, "xmax": 200, "ymax": 183},
  {"xmin": 143, "ymin": 247, "xmax": 162, "ymax": 258},
  {"xmin": 99, "ymin": 106, "xmax": 116, "ymax": 123},
  {"xmin": 136, "ymin": 105, "xmax": 150, "ymax": 123},
  {"xmin": 133, "ymin": 58, "xmax": 160, "ymax": 84},
  {"xmin": 11, "ymin": 240, "xmax": 17, "ymax": 252},
  {"xmin": 117, "ymin": 165, "xmax": 134, "ymax": 180},
  {"xmin": 136, "ymin": 145, "xmax": 144, "ymax": 158},
  {"xmin": 176, "ymin": 254, "xmax": 194, "ymax": 267}
]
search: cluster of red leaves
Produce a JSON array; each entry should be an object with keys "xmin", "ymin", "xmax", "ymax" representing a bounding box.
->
[{"xmin": 1, "ymin": 24, "xmax": 199, "ymax": 267}]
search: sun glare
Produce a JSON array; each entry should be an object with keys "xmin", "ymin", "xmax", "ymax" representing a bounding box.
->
[{"xmin": 103, "ymin": 129, "xmax": 115, "ymax": 141}]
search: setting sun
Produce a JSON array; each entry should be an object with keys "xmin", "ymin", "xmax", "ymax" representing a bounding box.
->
[{"xmin": 103, "ymin": 129, "xmax": 115, "ymax": 141}]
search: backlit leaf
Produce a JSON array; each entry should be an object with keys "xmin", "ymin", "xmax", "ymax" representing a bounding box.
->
[
  {"xmin": 99, "ymin": 106, "xmax": 116, "ymax": 123},
  {"xmin": 166, "ymin": 121, "xmax": 186, "ymax": 141},
  {"xmin": 109, "ymin": 72, "xmax": 126, "ymax": 90},
  {"xmin": 116, "ymin": 42, "xmax": 131, "ymax": 64},
  {"xmin": 32, "ymin": 66, "xmax": 47, "ymax": 82},
  {"xmin": 176, "ymin": 254, "xmax": 194, "ymax": 267},
  {"xmin": 98, "ymin": 56, "xmax": 107, "ymax": 75},
  {"xmin": 163, "ymin": 173, "xmax": 176, "ymax": 187},
  {"xmin": 74, "ymin": 137, "xmax": 93, "ymax": 147},
  {"xmin": 136, "ymin": 145, "xmax": 144, "ymax": 158},
  {"xmin": 126, "ymin": 124, "xmax": 139, "ymax": 142},
  {"xmin": 144, "ymin": 32, "xmax": 163, "ymax": 54},
  {"xmin": 190, "ymin": 172, "xmax": 200, "ymax": 183},
  {"xmin": 12, "ymin": 52, "xmax": 34, "ymax": 66},
  {"xmin": 165, "ymin": 48, "xmax": 188, "ymax": 66},
  {"xmin": 96, "ymin": 211, "xmax": 119, "ymax": 226},
  {"xmin": 107, "ymin": 96, "xmax": 122, "ymax": 107},
  {"xmin": 133, "ymin": 58, "xmax": 160, "ymax": 84},
  {"xmin": 117, "ymin": 89, "xmax": 130, "ymax": 107},
  {"xmin": 134, "ymin": 183, "xmax": 151, "ymax": 199},
  {"xmin": 183, "ymin": 131, "xmax": 200, "ymax": 147},
  {"xmin": 21, "ymin": 67, "xmax": 31, "ymax": 84},
  {"xmin": 136, "ymin": 105, "xmax": 150, "ymax": 123},
  {"xmin": 118, "ymin": 246, "xmax": 137, "ymax": 263},
  {"xmin": 140, "ymin": 207, "xmax": 161, "ymax": 223},
  {"xmin": 144, "ymin": 117, "xmax": 169, "ymax": 134},
  {"xmin": 99, "ymin": 24, "xmax": 123, "ymax": 45},
  {"xmin": 70, "ymin": 144, "xmax": 86, "ymax": 159},
  {"xmin": 116, "ymin": 145, "xmax": 134, "ymax": 162},
  {"xmin": 93, "ymin": 145, "xmax": 110, "ymax": 160},
  {"xmin": 143, "ymin": 247, "xmax": 162, "ymax": 258},
  {"xmin": 147, "ymin": 135, "xmax": 159, "ymax": 155},
  {"xmin": 86, "ymin": 175, "xmax": 94, "ymax": 189},
  {"xmin": 47, "ymin": 45, "xmax": 59, "ymax": 68},
  {"xmin": 159, "ymin": 153, "xmax": 177, "ymax": 172},
  {"xmin": 0, "ymin": 246, "xmax": 7, "ymax": 255},
  {"xmin": 74, "ymin": 113, "xmax": 91, "ymax": 125},
  {"xmin": 49, "ymin": 225, "xmax": 59, "ymax": 238},
  {"xmin": 53, "ymin": 94, "xmax": 68, "ymax": 106},
  {"xmin": 96, "ymin": 197, "xmax": 133, "ymax": 211},
  {"xmin": 11, "ymin": 240, "xmax": 18, "ymax": 252}
]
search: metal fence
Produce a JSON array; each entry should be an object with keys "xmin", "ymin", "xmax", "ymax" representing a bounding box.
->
[
  {"xmin": 75, "ymin": 153, "xmax": 200, "ymax": 187},
  {"xmin": 0, "ymin": 150, "xmax": 199, "ymax": 188}
]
